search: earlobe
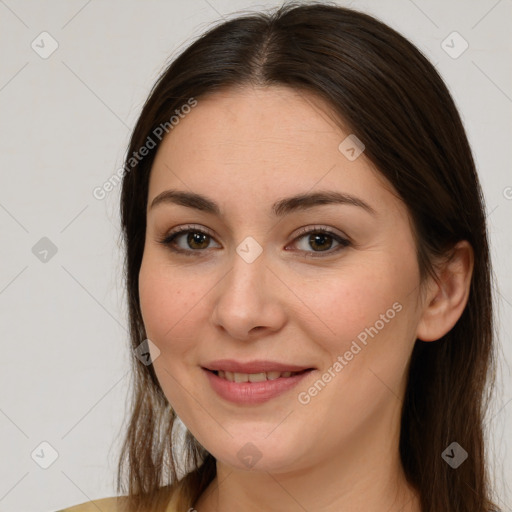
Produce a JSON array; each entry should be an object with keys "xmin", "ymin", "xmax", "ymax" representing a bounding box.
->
[{"xmin": 416, "ymin": 241, "xmax": 474, "ymax": 342}]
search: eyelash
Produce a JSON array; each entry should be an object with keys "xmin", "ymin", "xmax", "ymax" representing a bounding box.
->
[{"xmin": 157, "ymin": 224, "xmax": 351, "ymax": 258}]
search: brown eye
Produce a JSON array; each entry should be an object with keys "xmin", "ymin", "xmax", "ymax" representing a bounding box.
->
[
  {"xmin": 158, "ymin": 225, "xmax": 220, "ymax": 256},
  {"xmin": 290, "ymin": 227, "xmax": 350, "ymax": 257},
  {"xmin": 183, "ymin": 231, "xmax": 210, "ymax": 250}
]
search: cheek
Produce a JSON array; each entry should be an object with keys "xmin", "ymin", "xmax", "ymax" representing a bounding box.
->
[
  {"xmin": 307, "ymin": 267, "xmax": 404, "ymax": 343},
  {"xmin": 139, "ymin": 262, "xmax": 171, "ymax": 341},
  {"xmin": 138, "ymin": 259, "xmax": 205, "ymax": 413},
  {"xmin": 304, "ymin": 258, "xmax": 417, "ymax": 392},
  {"xmin": 138, "ymin": 254, "xmax": 213, "ymax": 357}
]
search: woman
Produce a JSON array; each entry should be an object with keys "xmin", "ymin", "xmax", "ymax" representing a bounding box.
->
[{"xmin": 60, "ymin": 2, "xmax": 501, "ymax": 511}]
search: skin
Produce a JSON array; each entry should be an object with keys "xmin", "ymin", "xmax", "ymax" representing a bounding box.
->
[{"xmin": 138, "ymin": 85, "xmax": 473, "ymax": 512}]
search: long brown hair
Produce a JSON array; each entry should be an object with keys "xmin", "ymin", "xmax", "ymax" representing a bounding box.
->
[{"xmin": 116, "ymin": 2, "xmax": 500, "ymax": 511}]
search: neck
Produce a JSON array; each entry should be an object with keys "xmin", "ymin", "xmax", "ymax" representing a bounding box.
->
[{"xmin": 192, "ymin": 405, "xmax": 421, "ymax": 512}]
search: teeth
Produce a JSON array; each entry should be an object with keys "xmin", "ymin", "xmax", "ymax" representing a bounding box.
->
[
  {"xmin": 248, "ymin": 372, "xmax": 267, "ymax": 383},
  {"xmin": 234, "ymin": 372, "xmax": 249, "ymax": 383},
  {"xmin": 216, "ymin": 370, "xmax": 300, "ymax": 382}
]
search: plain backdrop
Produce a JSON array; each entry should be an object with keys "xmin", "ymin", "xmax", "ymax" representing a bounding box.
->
[{"xmin": 0, "ymin": 0, "xmax": 511, "ymax": 511}]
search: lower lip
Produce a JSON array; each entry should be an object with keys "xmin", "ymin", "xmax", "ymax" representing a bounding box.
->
[{"xmin": 202, "ymin": 368, "xmax": 313, "ymax": 405}]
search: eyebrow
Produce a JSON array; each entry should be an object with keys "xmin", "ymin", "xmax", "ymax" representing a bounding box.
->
[{"xmin": 149, "ymin": 189, "xmax": 376, "ymax": 216}]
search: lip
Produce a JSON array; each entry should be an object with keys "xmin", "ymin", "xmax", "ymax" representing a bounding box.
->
[
  {"xmin": 202, "ymin": 359, "xmax": 314, "ymax": 374},
  {"xmin": 202, "ymin": 367, "xmax": 315, "ymax": 405}
]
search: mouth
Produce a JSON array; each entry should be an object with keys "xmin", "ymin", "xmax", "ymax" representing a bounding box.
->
[
  {"xmin": 202, "ymin": 366, "xmax": 315, "ymax": 405},
  {"xmin": 205, "ymin": 368, "xmax": 312, "ymax": 383}
]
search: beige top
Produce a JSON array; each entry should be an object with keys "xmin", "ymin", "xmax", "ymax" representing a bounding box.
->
[
  {"xmin": 56, "ymin": 484, "xmax": 182, "ymax": 512},
  {"xmin": 56, "ymin": 496, "xmax": 123, "ymax": 512}
]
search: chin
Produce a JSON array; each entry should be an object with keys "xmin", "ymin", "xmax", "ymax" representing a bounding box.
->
[{"xmin": 205, "ymin": 436, "xmax": 309, "ymax": 474}]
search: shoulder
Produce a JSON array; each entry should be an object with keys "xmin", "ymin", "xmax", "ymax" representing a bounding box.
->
[{"xmin": 56, "ymin": 495, "xmax": 122, "ymax": 512}]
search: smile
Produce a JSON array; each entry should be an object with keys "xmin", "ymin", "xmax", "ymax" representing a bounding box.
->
[
  {"xmin": 203, "ymin": 368, "xmax": 314, "ymax": 404},
  {"xmin": 214, "ymin": 369, "xmax": 306, "ymax": 382}
]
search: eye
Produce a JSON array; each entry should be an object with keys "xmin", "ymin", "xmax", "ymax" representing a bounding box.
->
[
  {"xmin": 157, "ymin": 224, "xmax": 220, "ymax": 256},
  {"xmin": 157, "ymin": 224, "xmax": 350, "ymax": 257},
  {"xmin": 287, "ymin": 226, "xmax": 350, "ymax": 257}
]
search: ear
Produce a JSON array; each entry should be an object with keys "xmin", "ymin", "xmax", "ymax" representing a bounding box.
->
[{"xmin": 416, "ymin": 240, "xmax": 474, "ymax": 342}]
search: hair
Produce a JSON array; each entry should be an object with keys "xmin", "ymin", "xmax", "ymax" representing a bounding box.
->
[{"xmin": 116, "ymin": 2, "xmax": 500, "ymax": 511}]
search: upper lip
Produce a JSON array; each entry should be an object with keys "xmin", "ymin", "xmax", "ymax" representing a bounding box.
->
[{"xmin": 202, "ymin": 359, "xmax": 314, "ymax": 374}]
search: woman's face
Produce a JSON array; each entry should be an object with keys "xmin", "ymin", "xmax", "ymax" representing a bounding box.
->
[{"xmin": 139, "ymin": 85, "xmax": 426, "ymax": 473}]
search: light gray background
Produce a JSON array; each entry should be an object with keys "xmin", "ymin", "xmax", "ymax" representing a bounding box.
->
[{"xmin": 0, "ymin": 1, "xmax": 511, "ymax": 511}]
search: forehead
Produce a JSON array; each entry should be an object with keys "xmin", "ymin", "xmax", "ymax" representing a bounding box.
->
[
  {"xmin": 158, "ymin": 86, "xmax": 346, "ymax": 163},
  {"xmin": 147, "ymin": 85, "xmax": 398, "ymax": 217}
]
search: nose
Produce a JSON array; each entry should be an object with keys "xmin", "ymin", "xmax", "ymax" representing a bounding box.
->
[{"xmin": 211, "ymin": 246, "xmax": 287, "ymax": 341}]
